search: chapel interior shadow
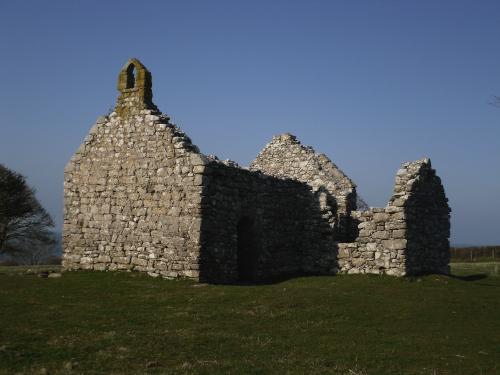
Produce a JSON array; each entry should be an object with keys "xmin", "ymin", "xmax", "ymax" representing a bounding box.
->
[
  {"xmin": 403, "ymin": 169, "xmax": 451, "ymax": 276},
  {"xmin": 198, "ymin": 164, "xmax": 340, "ymax": 285}
]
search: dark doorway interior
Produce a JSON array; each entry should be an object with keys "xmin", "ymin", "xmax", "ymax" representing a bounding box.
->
[{"xmin": 237, "ymin": 217, "xmax": 256, "ymax": 282}]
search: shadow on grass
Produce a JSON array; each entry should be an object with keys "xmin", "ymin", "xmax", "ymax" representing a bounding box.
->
[
  {"xmin": 448, "ymin": 273, "xmax": 488, "ymax": 282},
  {"xmin": 210, "ymin": 272, "xmax": 314, "ymax": 286},
  {"xmin": 448, "ymin": 273, "xmax": 500, "ymax": 288}
]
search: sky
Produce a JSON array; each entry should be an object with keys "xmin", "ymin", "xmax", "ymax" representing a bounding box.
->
[{"xmin": 0, "ymin": 0, "xmax": 499, "ymax": 245}]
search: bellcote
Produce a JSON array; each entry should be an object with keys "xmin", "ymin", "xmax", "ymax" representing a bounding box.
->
[{"xmin": 115, "ymin": 58, "xmax": 156, "ymax": 117}]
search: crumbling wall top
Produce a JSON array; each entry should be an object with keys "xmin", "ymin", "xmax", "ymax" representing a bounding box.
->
[
  {"xmin": 388, "ymin": 158, "xmax": 447, "ymax": 208},
  {"xmin": 250, "ymin": 133, "xmax": 356, "ymax": 192}
]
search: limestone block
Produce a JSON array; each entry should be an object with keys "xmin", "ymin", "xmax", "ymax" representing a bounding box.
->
[
  {"xmin": 382, "ymin": 239, "xmax": 407, "ymax": 251},
  {"xmin": 358, "ymin": 221, "xmax": 376, "ymax": 230},
  {"xmin": 132, "ymin": 257, "xmax": 148, "ymax": 267},
  {"xmin": 352, "ymin": 258, "xmax": 365, "ymax": 267},
  {"xmin": 80, "ymin": 257, "xmax": 93, "ymax": 264},
  {"xmin": 193, "ymin": 165, "xmax": 205, "ymax": 174},
  {"xmin": 96, "ymin": 255, "xmax": 111, "ymax": 263},
  {"xmin": 392, "ymin": 229, "xmax": 406, "ymax": 238},
  {"xmin": 390, "ymin": 211, "xmax": 406, "ymax": 220},
  {"xmin": 373, "ymin": 213, "xmax": 389, "ymax": 222},
  {"xmin": 94, "ymin": 264, "xmax": 107, "ymax": 271},
  {"xmin": 373, "ymin": 231, "xmax": 390, "ymax": 240},
  {"xmin": 190, "ymin": 153, "xmax": 207, "ymax": 166},
  {"xmin": 113, "ymin": 256, "xmax": 131, "ymax": 265}
]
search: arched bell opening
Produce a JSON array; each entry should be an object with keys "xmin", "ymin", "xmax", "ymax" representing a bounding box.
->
[{"xmin": 126, "ymin": 64, "xmax": 136, "ymax": 89}]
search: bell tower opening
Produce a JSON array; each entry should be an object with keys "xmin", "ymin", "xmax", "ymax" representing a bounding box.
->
[
  {"xmin": 116, "ymin": 58, "xmax": 157, "ymax": 116},
  {"xmin": 126, "ymin": 64, "xmax": 136, "ymax": 89}
]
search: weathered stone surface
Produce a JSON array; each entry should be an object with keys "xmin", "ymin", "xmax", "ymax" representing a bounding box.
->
[
  {"xmin": 336, "ymin": 158, "xmax": 450, "ymax": 276},
  {"xmin": 62, "ymin": 59, "xmax": 451, "ymax": 282},
  {"xmin": 250, "ymin": 133, "xmax": 357, "ymax": 242}
]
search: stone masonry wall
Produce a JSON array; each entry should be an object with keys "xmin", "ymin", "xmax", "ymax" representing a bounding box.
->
[
  {"xmin": 198, "ymin": 162, "xmax": 337, "ymax": 283},
  {"xmin": 63, "ymin": 59, "xmax": 339, "ymax": 282},
  {"xmin": 337, "ymin": 159, "xmax": 450, "ymax": 276},
  {"xmin": 250, "ymin": 133, "xmax": 357, "ymax": 241},
  {"xmin": 63, "ymin": 60, "xmax": 207, "ymax": 278},
  {"xmin": 398, "ymin": 159, "xmax": 451, "ymax": 275}
]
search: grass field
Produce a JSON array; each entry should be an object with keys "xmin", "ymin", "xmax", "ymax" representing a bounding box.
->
[
  {"xmin": 0, "ymin": 264, "xmax": 499, "ymax": 375},
  {"xmin": 451, "ymin": 262, "xmax": 500, "ymax": 277}
]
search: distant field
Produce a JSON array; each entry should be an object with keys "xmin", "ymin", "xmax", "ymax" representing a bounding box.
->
[
  {"xmin": 451, "ymin": 261, "xmax": 500, "ymax": 277},
  {"xmin": 450, "ymin": 246, "xmax": 499, "ymax": 262},
  {"xmin": 1, "ymin": 265, "xmax": 499, "ymax": 374}
]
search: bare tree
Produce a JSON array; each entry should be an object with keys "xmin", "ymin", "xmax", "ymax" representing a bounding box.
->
[
  {"xmin": 490, "ymin": 95, "xmax": 500, "ymax": 108},
  {"xmin": 0, "ymin": 164, "xmax": 55, "ymax": 261},
  {"xmin": 13, "ymin": 241, "xmax": 56, "ymax": 265}
]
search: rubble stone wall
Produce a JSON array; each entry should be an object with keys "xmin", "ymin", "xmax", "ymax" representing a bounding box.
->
[
  {"xmin": 250, "ymin": 134, "xmax": 357, "ymax": 241},
  {"xmin": 62, "ymin": 110, "xmax": 206, "ymax": 278},
  {"xmin": 338, "ymin": 159, "xmax": 450, "ymax": 276},
  {"xmin": 62, "ymin": 60, "xmax": 206, "ymax": 278},
  {"xmin": 198, "ymin": 163, "xmax": 337, "ymax": 283},
  {"xmin": 398, "ymin": 159, "xmax": 451, "ymax": 275}
]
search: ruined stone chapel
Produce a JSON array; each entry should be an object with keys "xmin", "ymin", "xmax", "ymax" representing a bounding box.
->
[{"xmin": 62, "ymin": 59, "xmax": 451, "ymax": 283}]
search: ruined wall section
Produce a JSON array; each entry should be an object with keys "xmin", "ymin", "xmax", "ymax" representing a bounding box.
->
[
  {"xmin": 199, "ymin": 162, "xmax": 337, "ymax": 283},
  {"xmin": 337, "ymin": 207, "xmax": 407, "ymax": 276},
  {"xmin": 396, "ymin": 159, "xmax": 451, "ymax": 275},
  {"xmin": 338, "ymin": 159, "xmax": 450, "ymax": 276},
  {"xmin": 63, "ymin": 58, "xmax": 451, "ymax": 281},
  {"xmin": 250, "ymin": 134, "xmax": 357, "ymax": 241}
]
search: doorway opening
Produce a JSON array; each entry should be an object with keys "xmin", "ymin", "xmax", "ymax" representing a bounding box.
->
[{"xmin": 237, "ymin": 217, "xmax": 256, "ymax": 282}]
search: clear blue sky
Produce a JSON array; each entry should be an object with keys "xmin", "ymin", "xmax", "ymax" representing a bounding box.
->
[{"xmin": 1, "ymin": 0, "xmax": 499, "ymax": 245}]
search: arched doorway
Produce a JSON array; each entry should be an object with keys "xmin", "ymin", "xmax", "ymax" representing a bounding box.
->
[{"xmin": 237, "ymin": 217, "xmax": 256, "ymax": 282}]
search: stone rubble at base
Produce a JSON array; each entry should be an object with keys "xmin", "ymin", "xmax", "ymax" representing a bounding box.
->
[{"xmin": 62, "ymin": 59, "xmax": 451, "ymax": 283}]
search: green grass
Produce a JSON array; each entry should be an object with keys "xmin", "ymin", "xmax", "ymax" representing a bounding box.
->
[
  {"xmin": 0, "ymin": 266, "xmax": 499, "ymax": 374},
  {"xmin": 451, "ymin": 261, "xmax": 500, "ymax": 277},
  {"xmin": 0, "ymin": 265, "xmax": 61, "ymax": 275}
]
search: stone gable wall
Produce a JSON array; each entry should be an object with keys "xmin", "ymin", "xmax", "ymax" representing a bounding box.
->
[
  {"xmin": 62, "ymin": 61, "xmax": 208, "ymax": 278},
  {"xmin": 250, "ymin": 133, "xmax": 357, "ymax": 241}
]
